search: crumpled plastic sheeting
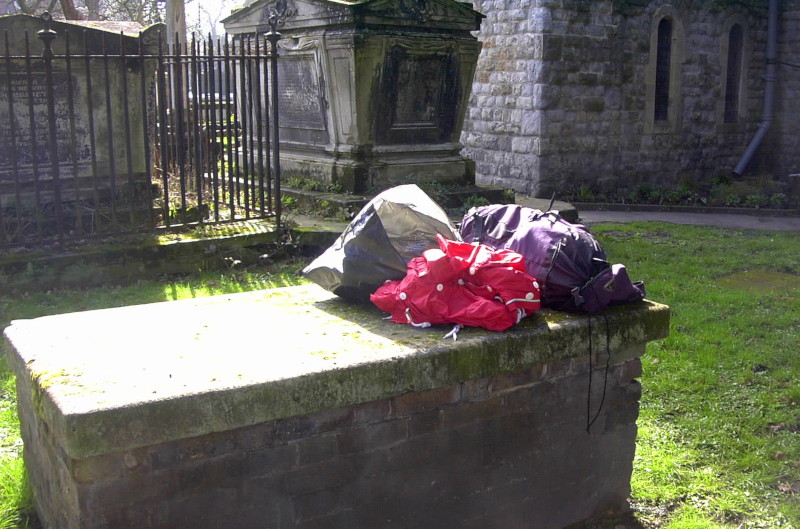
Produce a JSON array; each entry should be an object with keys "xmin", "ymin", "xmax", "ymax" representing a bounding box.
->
[
  {"xmin": 302, "ymin": 184, "xmax": 460, "ymax": 303},
  {"xmin": 371, "ymin": 236, "xmax": 542, "ymax": 332}
]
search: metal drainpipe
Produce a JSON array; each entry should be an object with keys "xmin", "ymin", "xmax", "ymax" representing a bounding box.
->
[{"xmin": 733, "ymin": 0, "xmax": 778, "ymax": 176}]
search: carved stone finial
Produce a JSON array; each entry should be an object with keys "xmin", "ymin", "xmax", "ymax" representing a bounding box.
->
[
  {"xmin": 261, "ymin": 0, "xmax": 296, "ymax": 26},
  {"xmin": 400, "ymin": 0, "xmax": 434, "ymax": 22}
]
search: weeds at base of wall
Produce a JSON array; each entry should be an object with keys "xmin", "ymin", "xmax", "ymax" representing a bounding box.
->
[{"xmin": 562, "ymin": 174, "xmax": 799, "ymax": 210}]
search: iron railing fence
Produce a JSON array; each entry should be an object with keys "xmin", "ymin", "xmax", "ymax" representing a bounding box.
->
[{"xmin": 1, "ymin": 17, "xmax": 282, "ymax": 249}]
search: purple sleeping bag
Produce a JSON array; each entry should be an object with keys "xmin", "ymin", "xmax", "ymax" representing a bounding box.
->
[{"xmin": 460, "ymin": 204, "xmax": 645, "ymax": 313}]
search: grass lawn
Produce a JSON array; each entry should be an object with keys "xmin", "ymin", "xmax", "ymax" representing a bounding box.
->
[
  {"xmin": 597, "ymin": 223, "xmax": 800, "ymax": 529},
  {"xmin": 1, "ymin": 223, "xmax": 799, "ymax": 528}
]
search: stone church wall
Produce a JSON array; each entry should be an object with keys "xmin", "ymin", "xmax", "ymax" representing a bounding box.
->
[
  {"xmin": 461, "ymin": 2, "xmax": 549, "ymax": 194},
  {"xmin": 462, "ymin": 1, "xmax": 798, "ymax": 198},
  {"xmin": 776, "ymin": 1, "xmax": 800, "ymax": 181}
]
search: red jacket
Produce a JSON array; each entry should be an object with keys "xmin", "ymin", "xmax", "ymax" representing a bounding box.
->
[{"xmin": 371, "ymin": 236, "xmax": 541, "ymax": 332}]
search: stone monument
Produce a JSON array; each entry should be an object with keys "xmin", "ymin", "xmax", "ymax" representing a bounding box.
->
[
  {"xmin": 4, "ymin": 284, "xmax": 669, "ymax": 529},
  {"xmin": 223, "ymin": 0, "xmax": 484, "ymax": 193},
  {"xmin": 0, "ymin": 14, "xmax": 163, "ymax": 228}
]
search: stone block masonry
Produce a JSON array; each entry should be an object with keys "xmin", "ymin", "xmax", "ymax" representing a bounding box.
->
[
  {"xmin": 776, "ymin": 3, "xmax": 800, "ymax": 178},
  {"xmin": 462, "ymin": 1, "xmax": 800, "ymax": 196},
  {"xmin": 3, "ymin": 285, "xmax": 669, "ymax": 529}
]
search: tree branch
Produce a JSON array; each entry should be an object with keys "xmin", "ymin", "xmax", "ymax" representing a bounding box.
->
[{"xmin": 59, "ymin": 0, "xmax": 83, "ymax": 19}]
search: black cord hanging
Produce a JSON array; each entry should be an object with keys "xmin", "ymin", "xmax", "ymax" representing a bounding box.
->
[{"xmin": 586, "ymin": 313, "xmax": 612, "ymax": 433}]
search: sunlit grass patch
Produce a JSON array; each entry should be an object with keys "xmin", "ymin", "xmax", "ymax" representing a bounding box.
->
[
  {"xmin": 594, "ymin": 223, "xmax": 800, "ymax": 528},
  {"xmin": 0, "ymin": 457, "xmax": 33, "ymax": 529}
]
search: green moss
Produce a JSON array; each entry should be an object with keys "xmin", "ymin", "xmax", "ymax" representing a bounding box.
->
[
  {"xmin": 583, "ymin": 98, "xmax": 605, "ymax": 112},
  {"xmin": 29, "ymin": 369, "xmax": 74, "ymax": 422}
]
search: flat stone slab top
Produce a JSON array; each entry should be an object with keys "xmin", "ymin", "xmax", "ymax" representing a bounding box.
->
[{"xmin": 3, "ymin": 285, "xmax": 669, "ymax": 461}]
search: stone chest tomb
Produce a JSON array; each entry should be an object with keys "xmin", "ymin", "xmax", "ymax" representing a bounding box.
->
[
  {"xmin": 0, "ymin": 14, "xmax": 162, "ymax": 231},
  {"xmin": 3, "ymin": 285, "xmax": 669, "ymax": 529},
  {"xmin": 223, "ymin": 0, "xmax": 484, "ymax": 193}
]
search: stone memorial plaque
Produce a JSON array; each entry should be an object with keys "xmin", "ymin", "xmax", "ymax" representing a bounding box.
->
[
  {"xmin": 392, "ymin": 55, "xmax": 445, "ymax": 128},
  {"xmin": 376, "ymin": 47, "xmax": 459, "ymax": 144},
  {"xmin": 277, "ymin": 55, "xmax": 325, "ymax": 131},
  {"xmin": 0, "ymin": 66, "xmax": 89, "ymax": 170}
]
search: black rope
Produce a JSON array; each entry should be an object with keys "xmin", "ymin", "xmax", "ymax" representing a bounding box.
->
[{"xmin": 586, "ymin": 313, "xmax": 611, "ymax": 433}]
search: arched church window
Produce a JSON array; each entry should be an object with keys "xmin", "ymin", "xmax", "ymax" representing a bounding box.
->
[
  {"xmin": 724, "ymin": 24, "xmax": 744, "ymax": 123},
  {"xmin": 646, "ymin": 7, "xmax": 684, "ymax": 133},
  {"xmin": 654, "ymin": 18, "xmax": 672, "ymax": 122}
]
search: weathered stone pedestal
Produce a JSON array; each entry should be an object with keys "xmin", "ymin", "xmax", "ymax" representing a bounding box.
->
[
  {"xmin": 223, "ymin": 0, "xmax": 484, "ymax": 193},
  {"xmin": 3, "ymin": 285, "xmax": 669, "ymax": 529}
]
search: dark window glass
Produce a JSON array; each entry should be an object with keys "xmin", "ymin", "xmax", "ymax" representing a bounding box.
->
[
  {"xmin": 654, "ymin": 18, "xmax": 672, "ymax": 122},
  {"xmin": 724, "ymin": 24, "xmax": 743, "ymax": 123}
]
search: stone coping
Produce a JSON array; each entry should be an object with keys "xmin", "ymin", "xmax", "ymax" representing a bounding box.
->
[{"xmin": 3, "ymin": 285, "xmax": 669, "ymax": 460}]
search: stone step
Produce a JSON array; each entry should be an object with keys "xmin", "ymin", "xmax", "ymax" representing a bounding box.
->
[{"xmin": 282, "ymin": 184, "xmax": 516, "ymax": 221}]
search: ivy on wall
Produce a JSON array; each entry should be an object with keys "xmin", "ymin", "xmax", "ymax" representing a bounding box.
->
[
  {"xmin": 612, "ymin": 0, "xmax": 767, "ymax": 16},
  {"xmin": 707, "ymin": 0, "xmax": 767, "ymax": 15},
  {"xmin": 611, "ymin": 0, "xmax": 649, "ymax": 16}
]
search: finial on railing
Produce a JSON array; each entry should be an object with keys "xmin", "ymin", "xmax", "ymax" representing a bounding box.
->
[
  {"xmin": 268, "ymin": 12, "xmax": 279, "ymax": 33},
  {"xmin": 265, "ymin": 9, "xmax": 282, "ymax": 45},
  {"xmin": 38, "ymin": 11, "xmax": 57, "ymax": 59}
]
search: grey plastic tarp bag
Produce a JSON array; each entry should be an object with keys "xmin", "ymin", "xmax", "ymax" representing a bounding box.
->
[{"xmin": 302, "ymin": 184, "xmax": 460, "ymax": 303}]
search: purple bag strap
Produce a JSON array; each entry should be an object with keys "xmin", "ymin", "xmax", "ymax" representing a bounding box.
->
[{"xmin": 469, "ymin": 211, "xmax": 486, "ymax": 243}]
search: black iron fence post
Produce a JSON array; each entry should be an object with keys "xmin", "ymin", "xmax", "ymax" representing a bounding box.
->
[
  {"xmin": 38, "ymin": 12, "xmax": 64, "ymax": 242},
  {"xmin": 266, "ymin": 14, "xmax": 282, "ymax": 230}
]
